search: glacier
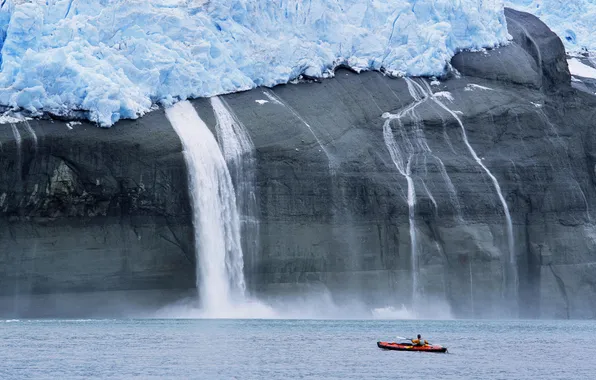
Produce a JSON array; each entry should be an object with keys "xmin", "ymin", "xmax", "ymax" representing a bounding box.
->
[
  {"xmin": 506, "ymin": 0, "xmax": 596, "ymax": 53},
  {"xmin": 0, "ymin": 0, "xmax": 510, "ymax": 126}
]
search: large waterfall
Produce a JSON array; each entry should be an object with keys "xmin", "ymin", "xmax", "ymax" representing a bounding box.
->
[
  {"xmin": 165, "ymin": 100, "xmax": 246, "ymax": 315},
  {"xmin": 165, "ymin": 99, "xmax": 274, "ymax": 318}
]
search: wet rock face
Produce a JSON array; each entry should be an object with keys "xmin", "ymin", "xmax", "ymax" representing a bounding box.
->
[
  {"xmin": 1, "ymin": 9, "xmax": 595, "ymax": 318},
  {"xmin": 453, "ymin": 8, "xmax": 571, "ymax": 92},
  {"xmin": 222, "ymin": 9, "xmax": 596, "ymax": 318},
  {"xmin": 0, "ymin": 112, "xmax": 195, "ymax": 316}
]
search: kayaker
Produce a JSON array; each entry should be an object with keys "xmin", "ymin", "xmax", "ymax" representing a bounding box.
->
[{"xmin": 411, "ymin": 334, "xmax": 428, "ymax": 346}]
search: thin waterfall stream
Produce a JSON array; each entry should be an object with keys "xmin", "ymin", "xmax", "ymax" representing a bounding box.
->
[
  {"xmin": 382, "ymin": 113, "xmax": 420, "ymax": 308},
  {"xmin": 417, "ymin": 79, "xmax": 517, "ymax": 308},
  {"xmin": 381, "ymin": 78, "xmax": 431, "ymax": 310},
  {"xmin": 211, "ymin": 96, "xmax": 260, "ymax": 291},
  {"xmin": 382, "ymin": 78, "xmax": 462, "ymax": 312}
]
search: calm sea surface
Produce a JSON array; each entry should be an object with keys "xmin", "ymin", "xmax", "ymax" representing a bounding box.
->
[{"xmin": 1, "ymin": 319, "xmax": 595, "ymax": 379}]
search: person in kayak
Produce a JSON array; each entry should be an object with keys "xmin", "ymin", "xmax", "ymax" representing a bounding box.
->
[{"xmin": 411, "ymin": 334, "xmax": 428, "ymax": 346}]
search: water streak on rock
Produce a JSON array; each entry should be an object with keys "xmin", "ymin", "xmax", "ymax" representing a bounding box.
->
[
  {"xmin": 419, "ymin": 79, "xmax": 517, "ymax": 306},
  {"xmin": 211, "ymin": 96, "xmax": 260, "ymax": 289}
]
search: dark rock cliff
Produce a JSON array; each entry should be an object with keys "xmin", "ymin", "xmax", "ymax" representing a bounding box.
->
[
  {"xmin": 1, "ymin": 9, "xmax": 595, "ymax": 318},
  {"xmin": 0, "ymin": 113, "xmax": 195, "ymax": 316}
]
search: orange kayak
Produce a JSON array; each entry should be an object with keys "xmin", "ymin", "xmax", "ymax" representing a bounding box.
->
[{"xmin": 377, "ymin": 341, "xmax": 447, "ymax": 353}]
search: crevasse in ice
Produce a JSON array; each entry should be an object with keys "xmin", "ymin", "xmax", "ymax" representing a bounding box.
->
[{"xmin": 0, "ymin": 0, "xmax": 510, "ymax": 126}]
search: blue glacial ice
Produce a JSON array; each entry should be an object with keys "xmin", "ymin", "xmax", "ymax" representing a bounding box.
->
[
  {"xmin": 506, "ymin": 0, "xmax": 596, "ymax": 53},
  {"xmin": 0, "ymin": 0, "xmax": 510, "ymax": 126}
]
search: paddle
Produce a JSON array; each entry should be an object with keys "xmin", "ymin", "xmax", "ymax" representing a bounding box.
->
[{"xmin": 378, "ymin": 336, "xmax": 412, "ymax": 344}]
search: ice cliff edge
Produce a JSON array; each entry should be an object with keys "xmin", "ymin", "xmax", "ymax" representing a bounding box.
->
[{"xmin": 0, "ymin": 0, "xmax": 509, "ymax": 126}]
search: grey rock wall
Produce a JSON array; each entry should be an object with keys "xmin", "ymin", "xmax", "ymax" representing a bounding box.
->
[
  {"xmin": 0, "ymin": 112, "xmax": 195, "ymax": 317},
  {"xmin": 0, "ymin": 8, "xmax": 595, "ymax": 318}
]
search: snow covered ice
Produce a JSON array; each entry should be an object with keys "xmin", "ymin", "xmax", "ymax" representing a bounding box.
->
[
  {"xmin": 1, "ymin": 0, "xmax": 594, "ymax": 127},
  {"xmin": 0, "ymin": 0, "xmax": 510, "ymax": 126},
  {"xmin": 567, "ymin": 58, "xmax": 596, "ymax": 80}
]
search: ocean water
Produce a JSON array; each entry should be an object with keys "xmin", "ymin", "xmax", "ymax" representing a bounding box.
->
[{"xmin": 1, "ymin": 319, "xmax": 595, "ymax": 379}]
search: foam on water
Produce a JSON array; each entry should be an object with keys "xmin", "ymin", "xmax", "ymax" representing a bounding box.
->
[
  {"xmin": 372, "ymin": 301, "xmax": 453, "ymax": 320},
  {"xmin": 371, "ymin": 306, "xmax": 417, "ymax": 320},
  {"xmin": 154, "ymin": 297, "xmax": 278, "ymax": 319}
]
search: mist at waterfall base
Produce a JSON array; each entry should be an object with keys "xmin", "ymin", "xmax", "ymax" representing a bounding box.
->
[{"xmin": 153, "ymin": 287, "xmax": 454, "ymax": 320}]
